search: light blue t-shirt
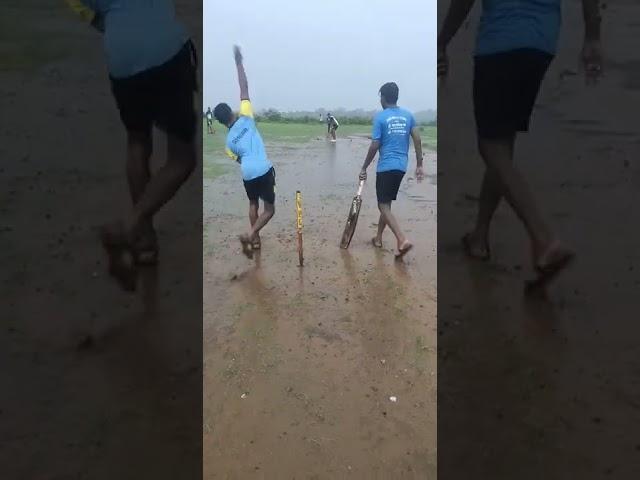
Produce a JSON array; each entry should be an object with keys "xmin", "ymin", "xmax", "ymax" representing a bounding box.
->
[
  {"xmin": 476, "ymin": 0, "xmax": 561, "ymax": 56},
  {"xmin": 226, "ymin": 115, "xmax": 273, "ymax": 182},
  {"xmin": 81, "ymin": 0, "xmax": 189, "ymax": 79},
  {"xmin": 372, "ymin": 107, "xmax": 416, "ymax": 173}
]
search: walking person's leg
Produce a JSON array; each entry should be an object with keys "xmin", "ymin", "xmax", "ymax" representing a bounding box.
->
[
  {"xmin": 239, "ymin": 169, "xmax": 276, "ymax": 258},
  {"xmin": 103, "ymin": 123, "xmax": 195, "ymax": 290},
  {"xmin": 239, "ymin": 202, "xmax": 274, "ymax": 258},
  {"xmin": 376, "ymin": 171, "xmax": 412, "ymax": 256},
  {"xmin": 125, "ymin": 130, "xmax": 159, "ymax": 262},
  {"xmin": 378, "ymin": 202, "xmax": 410, "ymax": 252},
  {"xmin": 469, "ymin": 49, "xmax": 574, "ymax": 280},
  {"xmin": 463, "ymin": 135, "xmax": 515, "ymax": 259},
  {"xmin": 101, "ymin": 42, "xmax": 197, "ymax": 290},
  {"xmin": 373, "ymin": 213, "xmax": 386, "ymax": 247},
  {"xmin": 247, "ymin": 201, "xmax": 274, "ymax": 242},
  {"xmin": 476, "ymin": 137, "xmax": 571, "ymax": 268},
  {"xmin": 124, "ymin": 132, "xmax": 196, "ymax": 243},
  {"xmin": 249, "ymin": 199, "xmax": 261, "ymax": 249}
]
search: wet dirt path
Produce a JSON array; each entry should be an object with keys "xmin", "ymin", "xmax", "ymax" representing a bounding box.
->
[
  {"xmin": 204, "ymin": 137, "xmax": 437, "ymax": 478},
  {"xmin": 1, "ymin": 2, "xmax": 203, "ymax": 478},
  {"xmin": 437, "ymin": 1, "xmax": 640, "ymax": 478}
]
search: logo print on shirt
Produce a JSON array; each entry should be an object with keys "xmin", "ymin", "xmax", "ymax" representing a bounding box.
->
[
  {"xmin": 386, "ymin": 116, "xmax": 408, "ymax": 135},
  {"xmin": 232, "ymin": 127, "xmax": 249, "ymax": 145}
]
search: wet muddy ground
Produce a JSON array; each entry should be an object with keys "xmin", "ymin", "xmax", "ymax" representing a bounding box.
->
[
  {"xmin": 204, "ymin": 137, "xmax": 437, "ymax": 478},
  {"xmin": 438, "ymin": 1, "xmax": 640, "ymax": 478},
  {"xmin": 1, "ymin": 2, "xmax": 203, "ymax": 478}
]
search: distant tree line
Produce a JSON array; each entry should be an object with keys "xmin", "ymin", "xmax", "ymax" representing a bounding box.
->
[
  {"xmin": 253, "ymin": 108, "xmax": 436, "ymax": 126},
  {"xmin": 203, "ymin": 108, "xmax": 436, "ymax": 126}
]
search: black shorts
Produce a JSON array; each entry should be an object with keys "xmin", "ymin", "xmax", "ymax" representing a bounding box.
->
[
  {"xmin": 244, "ymin": 168, "xmax": 276, "ymax": 204},
  {"xmin": 376, "ymin": 170, "xmax": 405, "ymax": 204},
  {"xmin": 473, "ymin": 48, "xmax": 553, "ymax": 140},
  {"xmin": 110, "ymin": 41, "xmax": 198, "ymax": 142}
]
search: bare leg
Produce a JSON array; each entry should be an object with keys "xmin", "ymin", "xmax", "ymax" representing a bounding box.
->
[
  {"xmin": 373, "ymin": 213, "xmax": 386, "ymax": 247},
  {"xmin": 477, "ymin": 137, "xmax": 567, "ymax": 266},
  {"xmin": 249, "ymin": 199, "xmax": 260, "ymax": 247},
  {"xmin": 249, "ymin": 200, "xmax": 259, "ymax": 227},
  {"xmin": 465, "ymin": 135, "xmax": 515, "ymax": 257},
  {"xmin": 125, "ymin": 132, "xmax": 196, "ymax": 243},
  {"xmin": 126, "ymin": 131, "xmax": 153, "ymax": 234},
  {"xmin": 378, "ymin": 202, "xmax": 409, "ymax": 251},
  {"xmin": 248, "ymin": 202, "xmax": 275, "ymax": 242}
]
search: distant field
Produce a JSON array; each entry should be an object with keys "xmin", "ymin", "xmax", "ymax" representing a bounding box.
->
[
  {"xmin": 0, "ymin": 1, "xmax": 92, "ymax": 72},
  {"xmin": 203, "ymin": 120, "xmax": 437, "ymax": 180}
]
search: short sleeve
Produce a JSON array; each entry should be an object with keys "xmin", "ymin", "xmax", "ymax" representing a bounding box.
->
[
  {"xmin": 371, "ymin": 114, "xmax": 383, "ymax": 141},
  {"xmin": 239, "ymin": 100, "xmax": 253, "ymax": 118}
]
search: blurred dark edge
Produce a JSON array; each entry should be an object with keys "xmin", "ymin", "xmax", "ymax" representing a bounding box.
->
[
  {"xmin": 1, "ymin": 1, "xmax": 203, "ymax": 479},
  {"xmin": 438, "ymin": 1, "xmax": 640, "ymax": 479}
]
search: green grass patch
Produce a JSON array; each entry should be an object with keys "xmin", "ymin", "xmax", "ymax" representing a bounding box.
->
[
  {"xmin": 203, "ymin": 120, "xmax": 436, "ymax": 181},
  {"xmin": 203, "ymin": 162, "xmax": 230, "ymax": 180},
  {"xmin": 420, "ymin": 126, "xmax": 437, "ymax": 151},
  {"xmin": 203, "ymin": 121, "xmax": 231, "ymax": 179},
  {"xmin": 257, "ymin": 121, "xmax": 370, "ymax": 143}
]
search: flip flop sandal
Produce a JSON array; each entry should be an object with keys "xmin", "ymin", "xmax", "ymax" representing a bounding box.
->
[
  {"xmin": 525, "ymin": 251, "xmax": 576, "ymax": 293},
  {"xmin": 251, "ymin": 238, "xmax": 261, "ymax": 250},
  {"xmin": 238, "ymin": 235, "xmax": 254, "ymax": 259},
  {"xmin": 461, "ymin": 233, "xmax": 491, "ymax": 261},
  {"xmin": 100, "ymin": 223, "xmax": 137, "ymax": 292},
  {"xmin": 395, "ymin": 241, "xmax": 414, "ymax": 259}
]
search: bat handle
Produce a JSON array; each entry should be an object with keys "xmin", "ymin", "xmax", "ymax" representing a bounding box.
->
[{"xmin": 357, "ymin": 179, "xmax": 365, "ymax": 196}]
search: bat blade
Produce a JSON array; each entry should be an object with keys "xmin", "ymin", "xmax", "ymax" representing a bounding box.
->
[{"xmin": 340, "ymin": 196, "xmax": 362, "ymax": 249}]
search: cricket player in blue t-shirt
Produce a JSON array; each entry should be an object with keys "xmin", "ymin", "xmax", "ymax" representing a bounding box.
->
[
  {"xmin": 214, "ymin": 46, "xmax": 275, "ymax": 259},
  {"xmin": 438, "ymin": 0, "xmax": 603, "ymax": 288},
  {"xmin": 359, "ymin": 82, "xmax": 424, "ymax": 258},
  {"xmin": 66, "ymin": 0, "xmax": 198, "ymax": 291}
]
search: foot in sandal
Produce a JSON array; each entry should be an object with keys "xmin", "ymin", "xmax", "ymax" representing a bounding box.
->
[
  {"xmin": 526, "ymin": 241, "xmax": 575, "ymax": 292},
  {"xmin": 395, "ymin": 239, "xmax": 413, "ymax": 259},
  {"xmin": 461, "ymin": 232, "xmax": 490, "ymax": 261},
  {"xmin": 238, "ymin": 234, "xmax": 254, "ymax": 259}
]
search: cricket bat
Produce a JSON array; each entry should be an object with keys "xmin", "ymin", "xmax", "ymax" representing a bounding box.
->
[{"xmin": 340, "ymin": 180, "xmax": 365, "ymax": 249}]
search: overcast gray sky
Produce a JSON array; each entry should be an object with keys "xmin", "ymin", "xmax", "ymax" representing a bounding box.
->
[{"xmin": 203, "ymin": 0, "xmax": 436, "ymax": 113}]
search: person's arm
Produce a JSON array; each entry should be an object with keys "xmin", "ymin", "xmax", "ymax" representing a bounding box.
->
[
  {"xmin": 411, "ymin": 127, "xmax": 424, "ymax": 180},
  {"xmin": 233, "ymin": 45, "xmax": 249, "ymax": 101},
  {"xmin": 438, "ymin": 0, "xmax": 476, "ymax": 50},
  {"xmin": 359, "ymin": 141, "xmax": 380, "ymax": 180}
]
